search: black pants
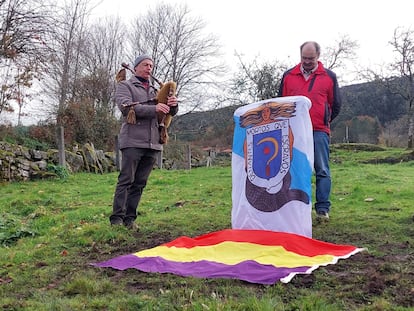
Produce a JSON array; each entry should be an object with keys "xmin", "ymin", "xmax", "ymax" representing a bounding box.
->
[{"xmin": 110, "ymin": 147, "xmax": 158, "ymax": 224}]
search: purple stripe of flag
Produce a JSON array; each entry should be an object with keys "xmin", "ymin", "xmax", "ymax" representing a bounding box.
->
[{"xmin": 92, "ymin": 255, "xmax": 311, "ymax": 284}]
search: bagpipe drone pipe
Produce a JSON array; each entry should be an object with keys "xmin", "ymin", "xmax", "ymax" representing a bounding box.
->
[{"xmin": 115, "ymin": 63, "xmax": 176, "ymax": 144}]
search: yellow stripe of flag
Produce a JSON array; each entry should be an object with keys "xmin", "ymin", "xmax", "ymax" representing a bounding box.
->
[{"xmin": 134, "ymin": 241, "xmax": 335, "ymax": 268}]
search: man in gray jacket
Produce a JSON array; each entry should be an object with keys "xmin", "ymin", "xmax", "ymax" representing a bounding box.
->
[{"xmin": 110, "ymin": 54, "xmax": 178, "ymax": 229}]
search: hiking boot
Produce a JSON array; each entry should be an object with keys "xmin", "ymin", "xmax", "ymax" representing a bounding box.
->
[
  {"xmin": 124, "ymin": 221, "xmax": 139, "ymax": 231},
  {"xmin": 110, "ymin": 218, "xmax": 123, "ymax": 226},
  {"xmin": 316, "ymin": 211, "xmax": 330, "ymax": 222}
]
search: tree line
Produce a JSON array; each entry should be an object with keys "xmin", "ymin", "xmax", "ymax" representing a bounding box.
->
[
  {"xmin": 167, "ymin": 78, "xmax": 408, "ymax": 149},
  {"xmin": 1, "ymin": 0, "xmax": 413, "ymax": 150}
]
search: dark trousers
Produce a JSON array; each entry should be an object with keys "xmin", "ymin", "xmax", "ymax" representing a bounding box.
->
[{"xmin": 110, "ymin": 147, "xmax": 158, "ymax": 224}]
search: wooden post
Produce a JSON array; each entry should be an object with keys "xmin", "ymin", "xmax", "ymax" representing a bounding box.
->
[
  {"xmin": 186, "ymin": 144, "xmax": 191, "ymax": 170},
  {"xmin": 57, "ymin": 126, "xmax": 65, "ymax": 167},
  {"xmin": 345, "ymin": 125, "xmax": 349, "ymax": 143},
  {"xmin": 157, "ymin": 150, "xmax": 163, "ymax": 169}
]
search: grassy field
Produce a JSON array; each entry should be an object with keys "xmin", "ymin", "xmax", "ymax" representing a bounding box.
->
[{"xmin": 0, "ymin": 146, "xmax": 413, "ymax": 310}]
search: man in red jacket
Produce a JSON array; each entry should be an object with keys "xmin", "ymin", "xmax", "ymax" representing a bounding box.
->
[{"xmin": 278, "ymin": 41, "xmax": 341, "ymax": 221}]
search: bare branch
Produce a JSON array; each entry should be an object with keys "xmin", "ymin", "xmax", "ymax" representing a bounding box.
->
[
  {"xmin": 128, "ymin": 3, "xmax": 224, "ymax": 113},
  {"xmin": 321, "ymin": 34, "xmax": 359, "ymax": 71}
]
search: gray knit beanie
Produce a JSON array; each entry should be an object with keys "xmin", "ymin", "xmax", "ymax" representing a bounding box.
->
[{"xmin": 133, "ymin": 54, "xmax": 153, "ymax": 68}]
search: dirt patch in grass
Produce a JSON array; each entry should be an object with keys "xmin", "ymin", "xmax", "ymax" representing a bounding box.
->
[
  {"xmin": 87, "ymin": 230, "xmax": 414, "ymax": 309},
  {"xmin": 290, "ymin": 249, "xmax": 414, "ymax": 307},
  {"xmin": 362, "ymin": 150, "xmax": 414, "ymax": 164}
]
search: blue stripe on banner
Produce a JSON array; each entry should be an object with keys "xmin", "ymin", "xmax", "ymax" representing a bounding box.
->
[
  {"xmin": 232, "ymin": 115, "xmax": 245, "ymax": 157},
  {"xmin": 290, "ymin": 148, "xmax": 312, "ymax": 197}
]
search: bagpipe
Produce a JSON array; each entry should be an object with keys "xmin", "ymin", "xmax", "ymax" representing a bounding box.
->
[{"xmin": 115, "ymin": 62, "xmax": 176, "ymax": 144}]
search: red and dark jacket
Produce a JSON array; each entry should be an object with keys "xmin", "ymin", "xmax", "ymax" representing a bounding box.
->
[{"xmin": 278, "ymin": 61, "xmax": 341, "ymax": 135}]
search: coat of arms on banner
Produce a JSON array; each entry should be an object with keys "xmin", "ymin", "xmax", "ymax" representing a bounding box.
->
[
  {"xmin": 246, "ymin": 118, "xmax": 290, "ymax": 190},
  {"xmin": 240, "ymin": 102, "xmax": 309, "ymax": 212}
]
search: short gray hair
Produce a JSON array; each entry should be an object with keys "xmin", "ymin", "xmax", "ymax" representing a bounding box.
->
[{"xmin": 300, "ymin": 41, "xmax": 320, "ymax": 56}]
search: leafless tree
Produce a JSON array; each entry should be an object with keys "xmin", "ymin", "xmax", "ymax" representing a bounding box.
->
[
  {"xmin": 229, "ymin": 52, "xmax": 288, "ymax": 105},
  {"xmin": 361, "ymin": 27, "xmax": 414, "ymax": 149},
  {"xmin": 41, "ymin": 8, "xmax": 126, "ymax": 148},
  {"xmin": 77, "ymin": 16, "xmax": 126, "ymax": 115},
  {"xmin": 387, "ymin": 27, "xmax": 414, "ymax": 148},
  {"xmin": 127, "ymin": 3, "xmax": 223, "ymax": 113},
  {"xmin": 321, "ymin": 34, "xmax": 359, "ymax": 71},
  {"xmin": 41, "ymin": 0, "xmax": 92, "ymax": 124},
  {"xmin": 320, "ymin": 34, "xmax": 359, "ymax": 85},
  {"xmin": 228, "ymin": 35, "xmax": 358, "ymax": 106},
  {"xmin": 66, "ymin": 16, "xmax": 126, "ymax": 149},
  {"xmin": 0, "ymin": 0, "xmax": 52, "ymax": 121}
]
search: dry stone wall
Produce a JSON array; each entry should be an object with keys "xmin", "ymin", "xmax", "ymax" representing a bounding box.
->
[{"xmin": 0, "ymin": 141, "xmax": 117, "ymax": 182}]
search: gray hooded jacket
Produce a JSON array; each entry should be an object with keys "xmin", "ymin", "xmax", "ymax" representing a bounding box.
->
[{"xmin": 116, "ymin": 76, "xmax": 162, "ymax": 150}]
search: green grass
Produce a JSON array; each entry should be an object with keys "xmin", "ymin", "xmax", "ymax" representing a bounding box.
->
[{"xmin": 1, "ymin": 147, "xmax": 413, "ymax": 310}]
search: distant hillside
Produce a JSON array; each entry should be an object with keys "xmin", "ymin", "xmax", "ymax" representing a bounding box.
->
[
  {"xmin": 169, "ymin": 80, "xmax": 407, "ymax": 147},
  {"xmin": 338, "ymin": 81, "xmax": 405, "ymax": 125},
  {"xmin": 169, "ymin": 105, "xmax": 242, "ymax": 148}
]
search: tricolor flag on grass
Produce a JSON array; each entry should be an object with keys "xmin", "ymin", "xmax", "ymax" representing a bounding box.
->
[{"xmin": 93, "ymin": 229, "xmax": 364, "ymax": 284}]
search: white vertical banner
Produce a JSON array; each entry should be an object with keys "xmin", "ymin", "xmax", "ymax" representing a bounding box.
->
[{"xmin": 231, "ymin": 96, "xmax": 314, "ymax": 237}]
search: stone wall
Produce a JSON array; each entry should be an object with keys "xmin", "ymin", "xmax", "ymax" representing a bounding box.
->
[{"xmin": 0, "ymin": 141, "xmax": 117, "ymax": 182}]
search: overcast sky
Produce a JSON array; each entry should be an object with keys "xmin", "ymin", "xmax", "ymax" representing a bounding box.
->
[{"xmin": 93, "ymin": 0, "xmax": 414, "ymax": 78}]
